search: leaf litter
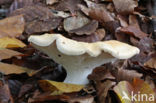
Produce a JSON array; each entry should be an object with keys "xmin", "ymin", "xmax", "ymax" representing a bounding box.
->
[{"xmin": 0, "ymin": 0, "xmax": 155, "ymax": 103}]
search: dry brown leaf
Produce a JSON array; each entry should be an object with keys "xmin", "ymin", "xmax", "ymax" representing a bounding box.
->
[
  {"xmin": 97, "ymin": 80, "xmax": 116, "ymax": 103},
  {"xmin": 39, "ymin": 80, "xmax": 84, "ymax": 94},
  {"xmin": 119, "ymin": 25, "xmax": 148, "ymax": 39},
  {"xmin": 144, "ymin": 58, "xmax": 156, "ymax": 69},
  {"xmin": 63, "ymin": 13, "xmax": 90, "ymax": 32},
  {"xmin": 9, "ymin": 0, "xmax": 34, "ymax": 13},
  {"xmin": 55, "ymin": 0, "xmax": 82, "ymax": 15},
  {"xmin": 88, "ymin": 66, "xmax": 115, "ymax": 81},
  {"xmin": 0, "ymin": 15, "xmax": 25, "ymax": 38},
  {"xmin": 112, "ymin": 69, "xmax": 143, "ymax": 82},
  {"xmin": 112, "ymin": 0, "xmax": 138, "ymax": 14},
  {"xmin": 67, "ymin": 95, "xmax": 94, "ymax": 103},
  {"xmin": 129, "ymin": 15, "xmax": 140, "ymax": 29},
  {"xmin": 79, "ymin": 0, "xmax": 114, "ymax": 23},
  {"xmin": 0, "ymin": 62, "xmax": 33, "ymax": 75},
  {"xmin": 46, "ymin": 0, "xmax": 58, "ymax": 5},
  {"xmin": 69, "ymin": 20, "xmax": 98, "ymax": 35},
  {"xmin": 117, "ymin": 15, "xmax": 128, "ymax": 27},
  {"xmin": 0, "ymin": 37, "xmax": 26, "ymax": 48},
  {"xmin": 0, "ymin": 0, "xmax": 13, "ymax": 5},
  {"xmin": 0, "ymin": 74, "xmax": 14, "ymax": 103},
  {"xmin": 72, "ymin": 29, "xmax": 105, "ymax": 42},
  {"xmin": 0, "ymin": 48, "xmax": 22, "ymax": 60},
  {"xmin": 10, "ymin": 5, "xmax": 62, "ymax": 34}
]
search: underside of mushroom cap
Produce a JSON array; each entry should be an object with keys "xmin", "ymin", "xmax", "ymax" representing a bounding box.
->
[{"xmin": 28, "ymin": 33, "xmax": 140, "ymax": 59}]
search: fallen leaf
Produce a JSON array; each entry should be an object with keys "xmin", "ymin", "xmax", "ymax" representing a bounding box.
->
[
  {"xmin": 112, "ymin": 69, "xmax": 143, "ymax": 82},
  {"xmin": 9, "ymin": 5, "xmax": 62, "ymax": 34},
  {"xmin": 46, "ymin": 0, "xmax": 58, "ymax": 5},
  {"xmin": 39, "ymin": 80, "xmax": 84, "ymax": 94},
  {"xmin": 67, "ymin": 95, "xmax": 94, "ymax": 103},
  {"xmin": 112, "ymin": 0, "xmax": 138, "ymax": 14},
  {"xmin": 63, "ymin": 13, "xmax": 90, "ymax": 32},
  {"xmin": 119, "ymin": 25, "xmax": 148, "ymax": 39},
  {"xmin": 69, "ymin": 20, "xmax": 98, "ymax": 35},
  {"xmin": 55, "ymin": 0, "xmax": 82, "ymax": 15},
  {"xmin": 97, "ymin": 80, "xmax": 116, "ymax": 103},
  {"xmin": 0, "ymin": 15, "xmax": 25, "ymax": 38},
  {"xmin": 144, "ymin": 57, "xmax": 156, "ymax": 69},
  {"xmin": 72, "ymin": 29, "xmax": 105, "ymax": 42},
  {"xmin": 0, "ymin": 48, "xmax": 22, "ymax": 60},
  {"xmin": 0, "ymin": 62, "xmax": 34, "ymax": 75},
  {"xmin": 9, "ymin": 0, "xmax": 34, "ymax": 13},
  {"xmin": 18, "ymin": 84, "xmax": 33, "ymax": 98},
  {"xmin": 129, "ymin": 15, "xmax": 140, "ymax": 29},
  {"xmin": 0, "ymin": 73, "xmax": 14, "ymax": 103},
  {"xmin": 79, "ymin": 0, "xmax": 114, "ymax": 23},
  {"xmin": 114, "ymin": 78, "xmax": 156, "ymax": 103},
  {"xmin": 88, "ymin": 66, "xmax": 115, "ymax": 81},
  {"xmin": 117, "ymin": 15, "xmax": 128, "ymax": 27},
  {"xmin": 0, "ymin": 0, "xmax": 13, "ymax": 5},
  {"xmin": 0, "ymin": 37, "xmax": 26, "ymax": 48}
]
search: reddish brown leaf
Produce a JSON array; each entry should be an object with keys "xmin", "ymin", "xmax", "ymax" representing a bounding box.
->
[
  {"xmin": 97, "ymin": 80, "xmax": 116, "ymax": 103},
  {"xmin": 0, "ymin": 48, "xmax": 22, "ymax": 60},
  {"xmin": 117, "ymin": 15, "xmax": 128, "ymax": 27},
  {"xmin": 79, "ymin": 0, "xmax": 114, "ymax": 24},
  {"xmin": 9, "ymin": 5, "xmax": 62, "ymax": 34},
  {"xmin": 119, "ymin": 25, "xmax": 148, "ymax": 39},
  {"xmin": 72, "ymin": 29, "xmax": 106, "ymax": 43},
  {"xmin": 18, "ymin": 84, "xmax": 33, "ymax": 98},
  {"xmin": 88, "ymin": 66, "xmax": 115, "ymax": 81},
  {"xmin": 55, "ymin": 0, "xmax": 82, "ymax": 15},
  {"xmin": 0, "ymin": 0, "xmax": 13, "ymax": 5},
  {"xmin": 9, "ymin": 0, "xmax": 34, "ymax": 13},
  {"xmin": 112, "ymin": 69, "xmax": 143, "ymax": 82},
  {"xmin": 69, "ymin": 20, "xmax": 98, "ymax": 35},
  {"xmin": 0, "ymin": 74, "xmax": 14, "ymax": 103},
  {"xmin": 129, "ymin": 15, "xmax": 140, "ymax": 29},
  {"xmin": 0, "ymin": 15, "xmax": 25, "ymax": 38},
  {"xmin": 112, "ymin": 0, "xmax": 138, "ymax": 14}
]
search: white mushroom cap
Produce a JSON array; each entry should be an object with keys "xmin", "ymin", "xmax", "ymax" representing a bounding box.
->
[{"xmin": 28, "ymin": 34, "xmax": 140, "ymax": 85}]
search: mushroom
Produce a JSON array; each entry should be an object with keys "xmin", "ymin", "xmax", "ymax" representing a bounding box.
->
[{"xmin": 28, "ymin": 34, "xmax": 139, "ymax": 85}]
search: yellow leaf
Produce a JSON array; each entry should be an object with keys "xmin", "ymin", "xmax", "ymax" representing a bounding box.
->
[
  {"xmin": 0, "ymin": 37, "xmax": 26, "ymax": 48},
  {"xmin": 39, "ymin": 80, "xmax": 84, "ymax": 94},
  {"xmin": 0, "ymin": 62, "xmax": 34, "ymax": 75}
]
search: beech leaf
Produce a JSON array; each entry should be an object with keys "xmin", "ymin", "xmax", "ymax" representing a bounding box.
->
[
  {"xmin": 0, "ymin": 37, "xmax": 26, "ymax": 48},
  {"xmin": 0, "ymin": 48, "xmax": 22, "ymax": 60},
  {"xmin": 0, "ymin": 62, "xmax": 34, "ymax": 75},
  {"xmin": 114, "ymin": 78, "xmax": 155, "ymax": 103},
  {"xmin": 0, "ymin": 15, "xmax": 25, "ymax": 38},
  {"xmin": 39, "ymin": 80, "xmax": 84, "ymax": 94}
]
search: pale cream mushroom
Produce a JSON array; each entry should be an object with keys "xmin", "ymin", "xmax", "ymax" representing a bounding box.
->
[{"xmin": 28, "ymin": 34, "xmax": 139, "ymax": 85}]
